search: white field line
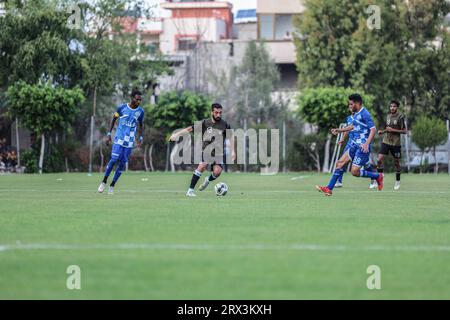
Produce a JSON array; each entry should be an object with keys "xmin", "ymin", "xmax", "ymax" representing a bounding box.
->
[
  {"xmin": 290, "ymin": 176, "xmax": 310, "ymax": 180},
  {"xmin": 0, "ymin": 188, "xmax": 449, "ymax": 195},
  {"xmin": 1, "ymin": 243, "xmax": 450, "ymax": 253}
]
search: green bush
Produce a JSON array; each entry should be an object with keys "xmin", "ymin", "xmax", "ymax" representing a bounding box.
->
[
  {"xmin": 21, "ymin": 149, "xmax": 38, "ymax": 174},
  {"xmin": 43, "ymin": 143, "xmax": 65, "ymax": 173},
  {"xmin": 297, "ymin": 87, "xmax": 375, "ymax": 131},
  {"xmin": 145, "ymin": 90, "xmax": 211, "ymax": 136},
  {"xmin": 412, "ymin": 116, "xmax": 448, "ymax": 173},
  {"xmin": 288, "ymin": 133, "xmax": 327, "ymax": 172}
]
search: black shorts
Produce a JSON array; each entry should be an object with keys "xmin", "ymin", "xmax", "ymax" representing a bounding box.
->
[
  {"xmin": 379, "ymin": 143, "xmax": 401, "ymax": 159},
  {"xmin": 201, "ymin": 154, "xmax": 224, "ymax": 170}
]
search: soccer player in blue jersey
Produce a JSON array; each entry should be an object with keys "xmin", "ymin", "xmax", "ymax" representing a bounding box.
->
[
  {"xmin": 315, "ymin": 94, "xmax": 383, "ymax": 196},
  {"xmin": 334, "ymin": 105, "xmax": 376, "ymax": 188},
  {"xmin": 98, "ymin": 90, "xmax": 145, "ymax": 195}
]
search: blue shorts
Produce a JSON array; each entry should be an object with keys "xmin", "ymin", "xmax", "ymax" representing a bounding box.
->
[
  {"xmin": 345, "ymin": 144, "xmax": 371, "ymax": 167},
  {"xmin": 343, "ymin": 143, "xmax": 353, "ymax": 154},
  {"xmin": 111, "ymin": 143, "xmax": 132, "ymax": 163}
]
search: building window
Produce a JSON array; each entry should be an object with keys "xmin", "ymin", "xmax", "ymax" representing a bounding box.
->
[
  {"xmin": 147, "ymin": 43, "xmax": 160, "ymax": 54},
  {"xmin": 275, "ymin": 15, "xmax": 293, "ymax": 40},
  {"xmin": 178, "ymin": 38, "xmax": 197, "ymax": 51},
  {"xmin": 259, "ymin": 14, "xmax": 274, "ymax": 40},
  {"xmin": 258, "ymin": 14, "xmax": 294, "ymax": 41}
]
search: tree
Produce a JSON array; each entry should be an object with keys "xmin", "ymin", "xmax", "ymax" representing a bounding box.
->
[
  {"xmin": 235, "ymin": 41, "xmax": 280, "ymax": 127},
  {"xmin": 0, "ymin": 0, "xmax": 82, "ymax": 88},
  {"xmin": 411, "ymin": 116, "xmax": 448, "ymax": 173},
  {"xmin": 73, "ymin": 0, "xmax": 170, "ymax": 174},
  {"xmin": 0, "ymin": 0, "xmax": 171, "ymax": 173},
  {"xmin": 297, "ymin": 87, "xmax": 374, "ymax": 171},
  {"xmin": 294, "ymin": 0, "xmax": 450, "ymax": 124},
  {"xmin": 6, "ymin": 81, "xmax": 85, "ymax": 174},
  {"xmin": 294, "ymin": 0, "xmax": 365, "ymax": 88},
  {"xmin": 296, "ymin": 133, "xmax": 327, "ymax": 172}
]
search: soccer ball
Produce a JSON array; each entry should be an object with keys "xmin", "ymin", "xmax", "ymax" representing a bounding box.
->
[{"xmin": 214, "ymin": 182, "xmax": 228, "ymax": 196}]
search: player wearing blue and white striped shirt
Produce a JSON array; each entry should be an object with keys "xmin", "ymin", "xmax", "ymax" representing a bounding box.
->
[
  {"xmin": 316, "ymin": 94, "xmax": 383, "ymax": 196},
  {"xmin": 98, "ymin": 90, "xmax": 145, "ymax": 195}
]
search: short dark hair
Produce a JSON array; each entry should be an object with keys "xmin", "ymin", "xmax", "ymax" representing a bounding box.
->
[
  {"xmin": 390, "ymin": 99, "xmax": 400, "ymax": 108},
  {"xmin": 131, "ymin": 90, "xmax": 142, "ymax": 97},
  {"xmin": 348, "ymin": 93, "xmax": 363, "ymax": 104},
  {"xmin": 211, "ymin": 102, "xmax": 223, "ymax": 110}
]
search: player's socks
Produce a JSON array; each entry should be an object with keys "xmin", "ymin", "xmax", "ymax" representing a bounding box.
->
[
  {"xmin": 104, "ymin": 159, "xmax": 116, "ymax": 180},
  {"xmin": 208, "ymin": 173, "xmax": 217, "ymax": 181},
  {"xmin": 327, "ymin": 168, "xmax": 344, "ymax": 190},
  {"xmin": 189, "ymin": 170, "xmax": 202, "ymax": 189},
  {"xmin": 336, "ymin": 164, "xmax": 347, "ymax": 184},
  {"xmin": 360, "ymin": 169, "xmax": 379, "ymax": 179},
  {"xmin": 396, "ymin": 171, "xmax": 401, "ymax": 181},
  {"xmin": 111, "ymin": 162, "xmax": 125, "ymax": 187}
]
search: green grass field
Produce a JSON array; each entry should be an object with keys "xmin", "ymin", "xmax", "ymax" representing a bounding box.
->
[{"xmin": 0, "ymin": 172, "xmax": 449, "ymax": 299}]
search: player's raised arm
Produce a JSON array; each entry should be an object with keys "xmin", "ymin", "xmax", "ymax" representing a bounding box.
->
[
  {"xmin": 331, "ymin": 125, "xmax": 354, "ymax": 135},
  {"xmin": 169, "ymin": 125, "xmax": 193, "ymax": 142}
]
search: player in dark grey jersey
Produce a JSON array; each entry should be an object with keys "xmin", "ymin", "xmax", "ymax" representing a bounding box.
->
[
  {"xmin": 375, "ymin": 100, "xmax": 407, "ymax": 190},
  {"xmin": 169, "ymin": 103, "xmax": 236, "ymax": 197}
]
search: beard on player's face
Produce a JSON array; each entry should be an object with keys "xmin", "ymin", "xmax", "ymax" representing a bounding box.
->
[
  {"xmin": 349, "ymin": 101, "xmax": 361, "ymax": 113},
  {"xmin": 212, "ymin": 109, "xmax": 222, "ymax": 122}
]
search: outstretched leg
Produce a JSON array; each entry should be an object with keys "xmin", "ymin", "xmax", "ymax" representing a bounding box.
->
[
  {"xmin": 98, "ymin": 146, "xmax": 120, "ymax": 193},
  {"xmin": 315, "ymin": 152, "xmax": 350, "ymax": 196},
  {"xmin": 107, "ymin": 146, "xmax": 132, "ymax": 194},
  {"xmin": 199, "ymin": 164, "xmax": 223, "ymax": 191},
  {"xmin": 376, "ymin": 153, "xmax": 385, "ymax": 176},
  {"xmin": 110, "ymin": 160, "xmax": 126, "ymax": 187},
  {"xmin": 104, "ymin": 158, "xmax": 117, "ymax": 183},
  {"xmin": 336, "ymin": 164, "xmax": 346, "ymax": 187},
  {"xmin": 351, "ymin": 154, "xmax": 383, "ymax": 191}
]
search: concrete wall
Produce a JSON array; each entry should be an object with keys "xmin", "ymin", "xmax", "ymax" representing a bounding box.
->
[
  {"xmin": 158, "ymin": 40, "xmax": 299, "ymax": 110},
  {"xmin": 265, "ymin": 41, "xmax": 297, "ymax": 64},
  {"xmin": 234, "ymin": 22, "xmax": 257, "ymax": 41},
  {"xmin": 257, "ymin": 0, "xmax": 305, "ymax": 14},
  {"xmin": 160, "ymin": 17, "xmax": 227, "ymax": 54}
]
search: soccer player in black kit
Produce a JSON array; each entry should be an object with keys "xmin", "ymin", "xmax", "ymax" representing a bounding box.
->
[{"xmin": 169, "ymin": 103, "xmax": 236, "ymax": 197}]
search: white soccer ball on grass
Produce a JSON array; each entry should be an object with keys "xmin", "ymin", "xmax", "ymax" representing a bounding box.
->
[{"xmin": 214, "ymin": 182, "xmax": 228, "ymax": 196}]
